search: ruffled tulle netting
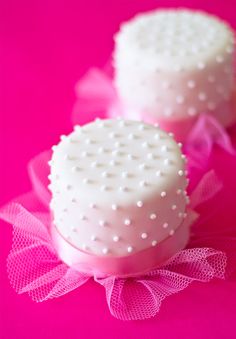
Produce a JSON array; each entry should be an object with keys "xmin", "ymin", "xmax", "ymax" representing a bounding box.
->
[{"xmin": 1, "ymin": 146, "xmax": 236, "ymax": 320}]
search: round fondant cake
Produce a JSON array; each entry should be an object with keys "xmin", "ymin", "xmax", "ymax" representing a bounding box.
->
[
  {"xmin": 114, "ymin": 9, "xmax": 235, "ymax": 129},
  {"xmin": 48, "ymin": 119, "xmax": 190, "ymax": 276}
]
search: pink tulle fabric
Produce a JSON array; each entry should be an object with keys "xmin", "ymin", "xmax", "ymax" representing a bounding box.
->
[{"xmin": 1, "ymin": 148, "xmax": 235, "ymax": 321}]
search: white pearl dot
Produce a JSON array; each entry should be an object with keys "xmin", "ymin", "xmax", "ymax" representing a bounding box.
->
[
  {"xmin": 141, "ymin": 232, "xmax": 148, "ymax": 239},
  {"xmin": 187, "ymin": 80, "xmax": 196, "ymax": 89},
  {"xmin": 176, "ymin": 189, "xmax": 182, "ymax": 195},
  {"xmin": 137, "ymin": 200, "xmax": 143, "ymax": 207},
  {"xmin": 163, "ymin": 222, "xmax": 169, "ymax": 229},
  {"xmin": 150, "ymin": 213, "xmax": 157, "ymax": 220},
  {"xmin": 119, "ymin": 186, "xmax": 128, "ymax": 192},
  {"xmin": 216, "ymin": 55, "xmax": 224, "ymax": 63},
  {"xmin": 152, "ymin": 240, "xmax": 157, "ymax": 247},
  {"xmin": 164, "ymin": 158, "xmax": 170, "ymax": 165},
  {"xmin": 99, "ymin": 220, "xmax": 107, "ymax": 227},
  {"xmin": 102, "ymin": 248, "xmax": 109, "ymax": 255},
  {"xmin": 161, "ymin": 191, "xmax": 166, "ymax": 197},
  {"xmin": 127, "ymin": 246, "xmax": 133, "ymax": 253},
  {"xmin": 172, "ymin": 204, "xmax": 177, "ymax": 210},
  {"xmin": 113, "ymin": 235, "xmax": 120, "ymax": 242},
  {"xmin": 156, "ymin": 170, "xmax": 161, "ymax": 177},
  {"xmin": 169, "ymin": 229, "xmax": 175, "ymax": 236},
  {"xmin": 79, "ymin": 214, "xmax": 87, "ymax": 221},
  {"xmin": 124, "ymin": 218, "xmax": 131, "ymax": 226},
  {"xmin": 161, "ymin": 145, "xmax": 168, "ymax": 152},
  {"xmin": 188, "ymin": 107, "xmax": 197, "ymax": 116},
  {"xmin": 197, "ymin": 62, "xmax": 205, "ymax": 70},
  {"xmin": 89, "ymin": 203, "xmax": 96, "ymax": 209},
  {"xmin": 178, "ymin": 170, "xmax": 184, "ymax": 176},
  {"xmin": 91, "ymin": 235, "xmax": 97, "ymax": 241},
  {"xmin": 198, "ymin": 92, "xmax": 207, "ymax": 101},
  {"xmin": 111, "ymin": 204, "xmax": 118, "ymax": 211},
  {"xmin": 139, "ymin": 180, "xmax": 148, "ymax": 187},
  {"xmin": 176, "ymin": 95, "xmax": 184, "ymax": 104}
]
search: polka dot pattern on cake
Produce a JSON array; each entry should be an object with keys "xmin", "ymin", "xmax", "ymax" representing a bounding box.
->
[
  {"xmin": 49, "ymin": 119, "xmax": 188, "ymax": 257},
  {"xmin": 114, "ymin": 9, "xmax": 235, "ymax": 120}
]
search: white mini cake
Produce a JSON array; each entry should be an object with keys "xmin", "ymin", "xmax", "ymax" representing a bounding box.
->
[
  {"xmin": 114, "ymin": 9, "xmax": 235, "ymax": 125},
  {"xmin": 49, "ymin": 119, "xmax": 189, "ymax": 259}
]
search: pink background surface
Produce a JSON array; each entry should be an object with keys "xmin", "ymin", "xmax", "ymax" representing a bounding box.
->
[{"xmin": 1, "ymin": 1, "xmax": 236, "ymax": 338}]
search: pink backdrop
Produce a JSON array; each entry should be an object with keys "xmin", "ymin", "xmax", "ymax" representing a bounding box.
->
[{"xmin": 1, "ymin": 1, "xmax": 236, "ymax": 338}]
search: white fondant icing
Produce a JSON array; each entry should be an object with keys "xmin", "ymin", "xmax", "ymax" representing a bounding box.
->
[
  {"xmin": 50, "ymin": 119, "xmax": 188, "ymax": 257},
  {"xmin": 114, "ymin": 9, "xmax": 235, "ymax": 120}
]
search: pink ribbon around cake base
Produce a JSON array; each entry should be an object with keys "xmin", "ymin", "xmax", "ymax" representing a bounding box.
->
[
  {"xmin": 51, "ymin": 209, "xmax": 195, "ymax": 278},
  {"xmin": 1, "ymin": 150, "xmax": 236, "ymax": 320}
]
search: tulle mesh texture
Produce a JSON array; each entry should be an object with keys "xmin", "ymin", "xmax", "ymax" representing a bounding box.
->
[{"xmin": 1, "ymin": 148, "xmax": 235, "ymax": 320}]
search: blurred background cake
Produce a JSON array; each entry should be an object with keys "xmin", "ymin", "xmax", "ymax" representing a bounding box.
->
[{"xmin": 113, "ymin": 9, "xmax": 235, "ymax": 138}]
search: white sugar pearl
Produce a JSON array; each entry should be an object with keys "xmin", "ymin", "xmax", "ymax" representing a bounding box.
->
[
  {"xmin": 172, "ymin": 204, "xmax": 177, "ymax": 210},
  {"xmin": 142, "ymin": 141, "xmax": 149, "ymax": 148},
  {"xmin": 150, "ymin": 213, "xmax": 157, "ymax": 220},
  {"xmin": 178, "ymin": 212, "xmax": 183, "ymax": 218},
  {"xmin": 72, "ymin": 166, "xmax": 81, "ymax": 172},
  {"xmin": 83, "ymin": 178, "xmax": 90, "ymax": 184},
  {"xmin": 178, "ymin": 170, "xmax": 184, "ymax": 176},
  {"xmin": 91, "ymin": 161, "xmax": 98, "ymax": 168},
  {"xmin": 102, "ymin": 248, "xmax": 109, "ymax": 255},
  {"xmin": 161, "ymin": 145, "xmax": 168, "ymax": 152},
  {"xmin": 162, "ymin": 81, "xmax": 170, "ymax": 89},
  {"xmin": 163, "ymin": 222, "xmax": 169, "ymax": 228},
  {"xmin": 176, "ymin": 189, "xmax": 182, "ymax": 195},
  {"xmin": 188, "ymin": 107, "xmax": 197, "ymax": 116},
  {"xmin": 102, "ymin": 171, "xmax": 109, "ymax": 178},
  {"xmin": 161, "ymin": 191, "xmax": 166, "ymax": 197},
  {"xmin": 121, "ymin": 171, "xmax": 129, "ymax": 178},
  {"xmin": 152, "ymin": 240, "xmax": 157, "ymax": 247},
  {"xmin": 197, "ymin": 62, "xmax": 205, "ymax": 70},
  {"xmin": 111, "ymin": 204, "xmax": 118, "ymax": 211},
  {"xmin": 141, "ymin": 232, "xmax": 148, "ymax": 239},
  {"xmin": 127, "ymin": 246, "xmax": 133, "ymax": 253},
  {"xmin": 124, "ymin": 218, "xmax": 131, "ymax": 226},
  {"xmin": 119, "ymin": 186, "xmax": 128, "ymax": 192},
  {"xmin": 164, "ymin": 158, "xmax": 170, "ymax": 165},
  {"xmin": 99, "ymin": 220, "xmax": 107, "ymax": 227},
  {"xmin": 187, "ymin": 80, "xmax": 196, "ymax": 88},
  {"xmin": 79, "ymin": 214, "xmax": 87, "ymax": 221},
  {"xmin": 137, "ymin": 200, "xmax": 143, "ymax": 207},
  {"xmin": 91, "ymin": 235, "xmax": 97, "ymax": 241},
  {"xmin": 198, "ymin": 92, "xmax": 207, "ymax": 101},
  {"xmin": 60, "ymin": 135, "xmax": 66, "ymax": 141},
  {"xmin": 176, "ymin": 95, "xmax": 184, "ymax": 104},
  {"xmin": 89, "ymin": 203, "xmax": 96, "ymax": 209},
  {"xmin": 113, "ymin": 235, "xmax": 120, "ymax": 242},
  {"xmin": 164, "ymin": 107, "xmax": 173, "ymax": 117},
  {"xmin": 98, "ymin": 147, "xmax": 105, "ymax": 154},
  {"xmin": 139, "ymin": 180, "xmax": 148, "ymax": 187},
  {"xmin": 216, "ymin": 55, "xmax": 224, "ymax": 63},
  {"xmin": 154, "ymin": 133, "xmax": 160, "ymax": 140},
  {"xmin": 169, "ymin": 229, "xmax": 175, "ymax": 236},
  {"xmin": 156, "ymin": 170, "xmax": 161, "ymax": 177},
  {"xmin": 139, "ymin": 163, "xmax": 147, "ymax": 170}
]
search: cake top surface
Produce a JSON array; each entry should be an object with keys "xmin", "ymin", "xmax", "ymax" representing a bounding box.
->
[
  {"xmin": 114, "ymin": 9, "xmax": 235, "ymax": 71},
  {"xmin": 50, "ymin": 119, "xmax": 185, "ymax": 207}
]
